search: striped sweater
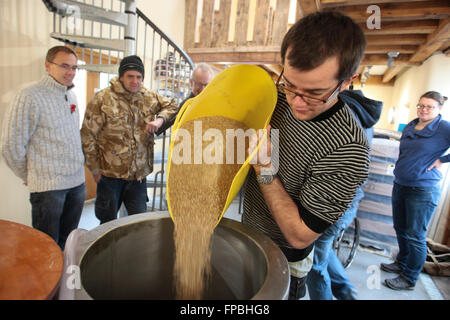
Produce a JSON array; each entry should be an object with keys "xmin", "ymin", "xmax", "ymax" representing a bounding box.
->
[
  {"xmin": 243, "ymin": 91, "xmax": 370, "ymax": 248},
  {"xmin": 1, "ymin": 74, "xmax": 85, "ymax": 192}
]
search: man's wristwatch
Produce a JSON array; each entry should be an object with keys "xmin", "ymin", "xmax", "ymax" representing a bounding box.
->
[{"xmin": 256, "ymin": 172, "xmax": 276, "ymax": 185}]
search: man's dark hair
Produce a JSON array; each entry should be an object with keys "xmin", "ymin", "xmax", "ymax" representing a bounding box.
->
[
  {"xmin": 420, "ymin": 91, "xmax": 448, "ymax": 106},
  {"xmin": 46, "ymin": 46, "xmax": 77, "ymax": 62},
  {"xmin": 281, "ymin": 10, "xmax": 366, "ymax": 81}
]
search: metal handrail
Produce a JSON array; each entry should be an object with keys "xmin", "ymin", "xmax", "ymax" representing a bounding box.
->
[{"xmin": 136, "ymin": 8, "xmax": 194, "ymax": 70}]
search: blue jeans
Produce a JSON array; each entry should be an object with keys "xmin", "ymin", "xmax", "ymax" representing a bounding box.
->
[
  {"xmin": 306, "ymin": 187, "xmax": 364, "ymax": 300},
  {"xmin": 30, "ymin": 183, "xmax": 86, "ymax": 250},
  {"xmin": 392, "ymin": 182, "xmax": 441, "ymax": 284},
  {"xmin": 95, "ymin": 175, "xmax": 148, "ymax": 224}
]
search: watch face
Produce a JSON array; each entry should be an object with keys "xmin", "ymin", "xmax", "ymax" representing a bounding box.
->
[{"xmin": 257, "ymin": 174, "xmax": 274, "ymax": 184}]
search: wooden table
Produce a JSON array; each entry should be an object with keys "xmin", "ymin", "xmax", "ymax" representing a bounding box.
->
[{"xmin": 0, "ymin": 219, "xmax": 63, "ymax": 299}]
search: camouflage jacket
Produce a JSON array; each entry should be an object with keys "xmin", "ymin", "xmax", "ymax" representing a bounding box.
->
[{"xmin": 81, "ymin": 77, "xmax": 178, "ymax": 180}]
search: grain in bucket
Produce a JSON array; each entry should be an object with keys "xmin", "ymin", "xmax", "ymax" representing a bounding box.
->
[{"xmin": 166, "ymin": 65, "xmax": 277, "ymax": 299}]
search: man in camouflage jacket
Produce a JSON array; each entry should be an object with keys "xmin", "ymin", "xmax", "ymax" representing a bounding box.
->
[{"xmin": 81, "ymin": 55, "xmax": 178, "ymax": 224}]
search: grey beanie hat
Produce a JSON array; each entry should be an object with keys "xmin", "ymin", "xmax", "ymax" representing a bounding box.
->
[{"xmin": 119, "ymin": 55, "xmax": 145, "ymax": 78}]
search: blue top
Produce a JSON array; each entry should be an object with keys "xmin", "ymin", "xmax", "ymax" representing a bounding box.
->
[{"xmin": 394, "ymin": 114, "xmax": 450, "ymax": 187}]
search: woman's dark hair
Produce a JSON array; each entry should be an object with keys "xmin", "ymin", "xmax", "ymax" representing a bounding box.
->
[
  {"xmin": 280, "ymin": 10, "xmax": 366, "ymax": 81},
  {"xmin": 420, "ymin": 91, "xmax": 448, "ymax": 106},
  {"xmin": 46, "ymin": 46, "xmax": 77, "ymax": 62}
]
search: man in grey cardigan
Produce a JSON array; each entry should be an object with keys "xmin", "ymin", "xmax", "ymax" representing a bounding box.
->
[{"xmin": 1, "ymin": 46, "xmax": 86, "ymax": 250}]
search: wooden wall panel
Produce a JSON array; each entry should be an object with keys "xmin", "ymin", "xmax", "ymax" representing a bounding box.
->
[
  {"xmin": 252, "ymin": 0, "xmax": 270, "ymax": 45},
  {"xmin": 199, "ymin": 0, "xmax": 215, "ymax": 47},
  {"xmin": 271, "ymin": 0, "xmax": 290, "ymax": 45},
  {"xmin": 184, "ymin": 0, "xmax": 197, "ymax": 49},
  {"xmin": 212, "ymin": 0, "xmax": 232, "ymax": 47},
  {"xmin": 235, "ymin": 0, "xmax": 251, "ymax": 46}
]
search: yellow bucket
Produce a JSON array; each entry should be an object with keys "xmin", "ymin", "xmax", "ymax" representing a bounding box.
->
[{"xmin": 166, "ymin": 64, "xmax": 277, "ymax": 224}]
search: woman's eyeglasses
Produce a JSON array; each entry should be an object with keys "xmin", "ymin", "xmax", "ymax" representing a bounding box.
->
[{"xmin": 416, "ymin": 104, "xmax": 437, "ymax": 111}]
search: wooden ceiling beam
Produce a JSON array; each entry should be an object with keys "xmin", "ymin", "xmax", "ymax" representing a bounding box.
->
[
  {"xmin": 409, "ymin": 17, "xmax": 450, "ymax": 63},
  {"xmin": 366, "ymin": 34, "xmax": 427, "ymax": 45},
  {"xmin": 360, "ymin": 20, "xmax": 438, "ymax": 35},
  {"xmin": 353, "ymin": 74, "xmax": 395, "ymax": 86},
  {"xmin": 328, "ymin": 1, "xmax": 450, "ymax": 23},
  {"xmin": 361, "ymin": 54, "xmax": 420, "ymax": 66},
  {"xmin": 187, "ymin": 48, "xmax": 282, "ymax": 64},
  {"xmin": 321, "ymin": 0, "xmax": 436, "ymax": 7},
  {"xmin": 365, "ymin": 45, "xmax": 418, "ymax": 54},
  {"xmin": 382, "ymin": 65, "xmax": 409, "ymax": 82},
  {"xmin": 297, "ymin": 0, "xmax": 321, "ymax": 16}
]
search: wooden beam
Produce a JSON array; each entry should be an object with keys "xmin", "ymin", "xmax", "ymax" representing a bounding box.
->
[
  {"xmin": 382, "ymin": 65, "xmax": 409, "ymax": 82},
  {"xmin": 443, "ymin": 44, "xmax": 450, "ymax": 56},
  {"xmin": 360, "ymin": 20, "xmax": 438, "ymax": 35},
  {"xmin": 321, "ymin": 0, "xmax": 437, "ymax": 7},
  {"xmin": 366, "ymin": 34, "xmax": 427, "ymax": 45},
  {"xmin": 271, "ymin": 0, "xmax": 290, "ymax": 45},
  {"xmin": 211, "ymin": 0, "xmax": 232, "ymax": 47},
  {"xmin": 199, "ymin": 0, "xmax": 215, "ymax": 47},
  {"xmin": 328, "ymin": 1, "xmax": 450, "ymax": 23},
  {"xmin": 187, "ymin": 47, "xmax": 281, "ymax": 64},
  {"xmin": 409, "ymin": 17, "xmax": 450, "ymax": 63},
  {"xmin": 297, "ymin": 0, "xmax": 321, "ymax": 16},
  {"xmin": 361, "ymin": 53, "xmax": 420, "ymax": 66},
  {"xmin": 365, "ymin": 45, "xmax": 418, "ymax": 54},
  {"xmin": 184, "ymin": 0, "xmax": 197, "ymax": 49}
]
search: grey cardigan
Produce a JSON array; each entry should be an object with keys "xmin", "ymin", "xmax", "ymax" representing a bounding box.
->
[{"xmin": 1, "ymin": 74, "xmax": 85, "ymax": 192}]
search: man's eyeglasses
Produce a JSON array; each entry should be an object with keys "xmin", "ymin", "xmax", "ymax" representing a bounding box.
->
[
  {"xmin": 48, "ymin": 61, "xmax": 78, "ymax": 72},
  {"xmin": 276, "ymin": 68, "xmax": 343, "ymax": 106},
  {"xmin": 416, "ymin": 104, "xmax": 437, "ymax": 111}
]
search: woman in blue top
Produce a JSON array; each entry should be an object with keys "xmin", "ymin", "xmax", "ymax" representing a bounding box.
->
[{"xmin": 382, "ymin": 91, "xmax": 450, "ymax": 291}]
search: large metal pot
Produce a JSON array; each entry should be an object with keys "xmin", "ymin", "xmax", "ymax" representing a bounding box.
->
[{"xmin": 59, "ymin": 212, "xmax": 289, "ymax": 300}]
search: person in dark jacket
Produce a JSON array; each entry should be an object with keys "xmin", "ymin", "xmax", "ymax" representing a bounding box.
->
[{"xmin": 306, "ymin": 89, "xmax": 382, "ymax": 300}]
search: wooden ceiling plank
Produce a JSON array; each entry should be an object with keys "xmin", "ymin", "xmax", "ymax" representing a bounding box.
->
[
  {"xmin": 271, "ymin": 0, "xmax": 291, "ymax": 45},
  {"xmin": 297, "ymin": 0, "xmax": 321, "ymax": 16},
  {"xmin": 187, "ymin": 50, "xmax": 282, "ymax": 64},
  {"xmin": 382, "ymin": 65, "xmax": 408, "ymax": 82},
  {"xmin": 328, "ymin": 1, "xmax": 450, "ymax": 23},
  {"xmin": 353, "ymin": 74, "xmax": 395, "ymax": 86},
  {"xmin": 365, "ymin": 45, "xmax": 418, "ymax": 54},
  {"xmin": 211, "ymin": 0, "xmax": 232, "ymax": 47},
  {"xmin": 184, "ymin": 0, "xmax": 198, "ymax": 49},
  {"xmin": 409, "ymin": 17, "xmax": 450, "ymax": 63},
  {"xmin": 366, "ymin": 34, "xmax": 427, "ymax": 45},
  {"xmin": 360, "ymin": 20, "xmax": 438, "ymax": 35},
  {"xmin": 321, "ymin": 0, "xmax": 437, "ymax": 7},
  {"xmin": 361, "ymin": 53, "xmax": 420, "ymax": 66}
]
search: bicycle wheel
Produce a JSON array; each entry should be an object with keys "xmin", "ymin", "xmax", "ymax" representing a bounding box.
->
[{"xmin": 333, "ymin": 217, "xmax": 360, "ymax": 269}]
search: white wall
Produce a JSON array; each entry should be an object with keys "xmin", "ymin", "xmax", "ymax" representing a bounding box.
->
[
  {"xmin": 137, "ymin": 0, "xmax": 185, "ymax": 48},
  {"xmin": 0, "ymin": 0, "xmax": 185, "ymax": 226},
  {"xmin": 0, "ymin": 0, "xmax": 58, "ymax": 225},
  {"xmin": 390, "ymin": 53, "xmax": 450, "ymax": 128}
]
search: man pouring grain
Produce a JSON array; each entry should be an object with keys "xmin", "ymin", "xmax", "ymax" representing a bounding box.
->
[{"xmin": 243, "ymin": 11, "xmax": 370, "ymax": 300}]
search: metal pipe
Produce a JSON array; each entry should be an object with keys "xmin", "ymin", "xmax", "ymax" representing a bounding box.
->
[{"xmin": 123, "ymin": 0, "xmax": 136, "ymax": 56}]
